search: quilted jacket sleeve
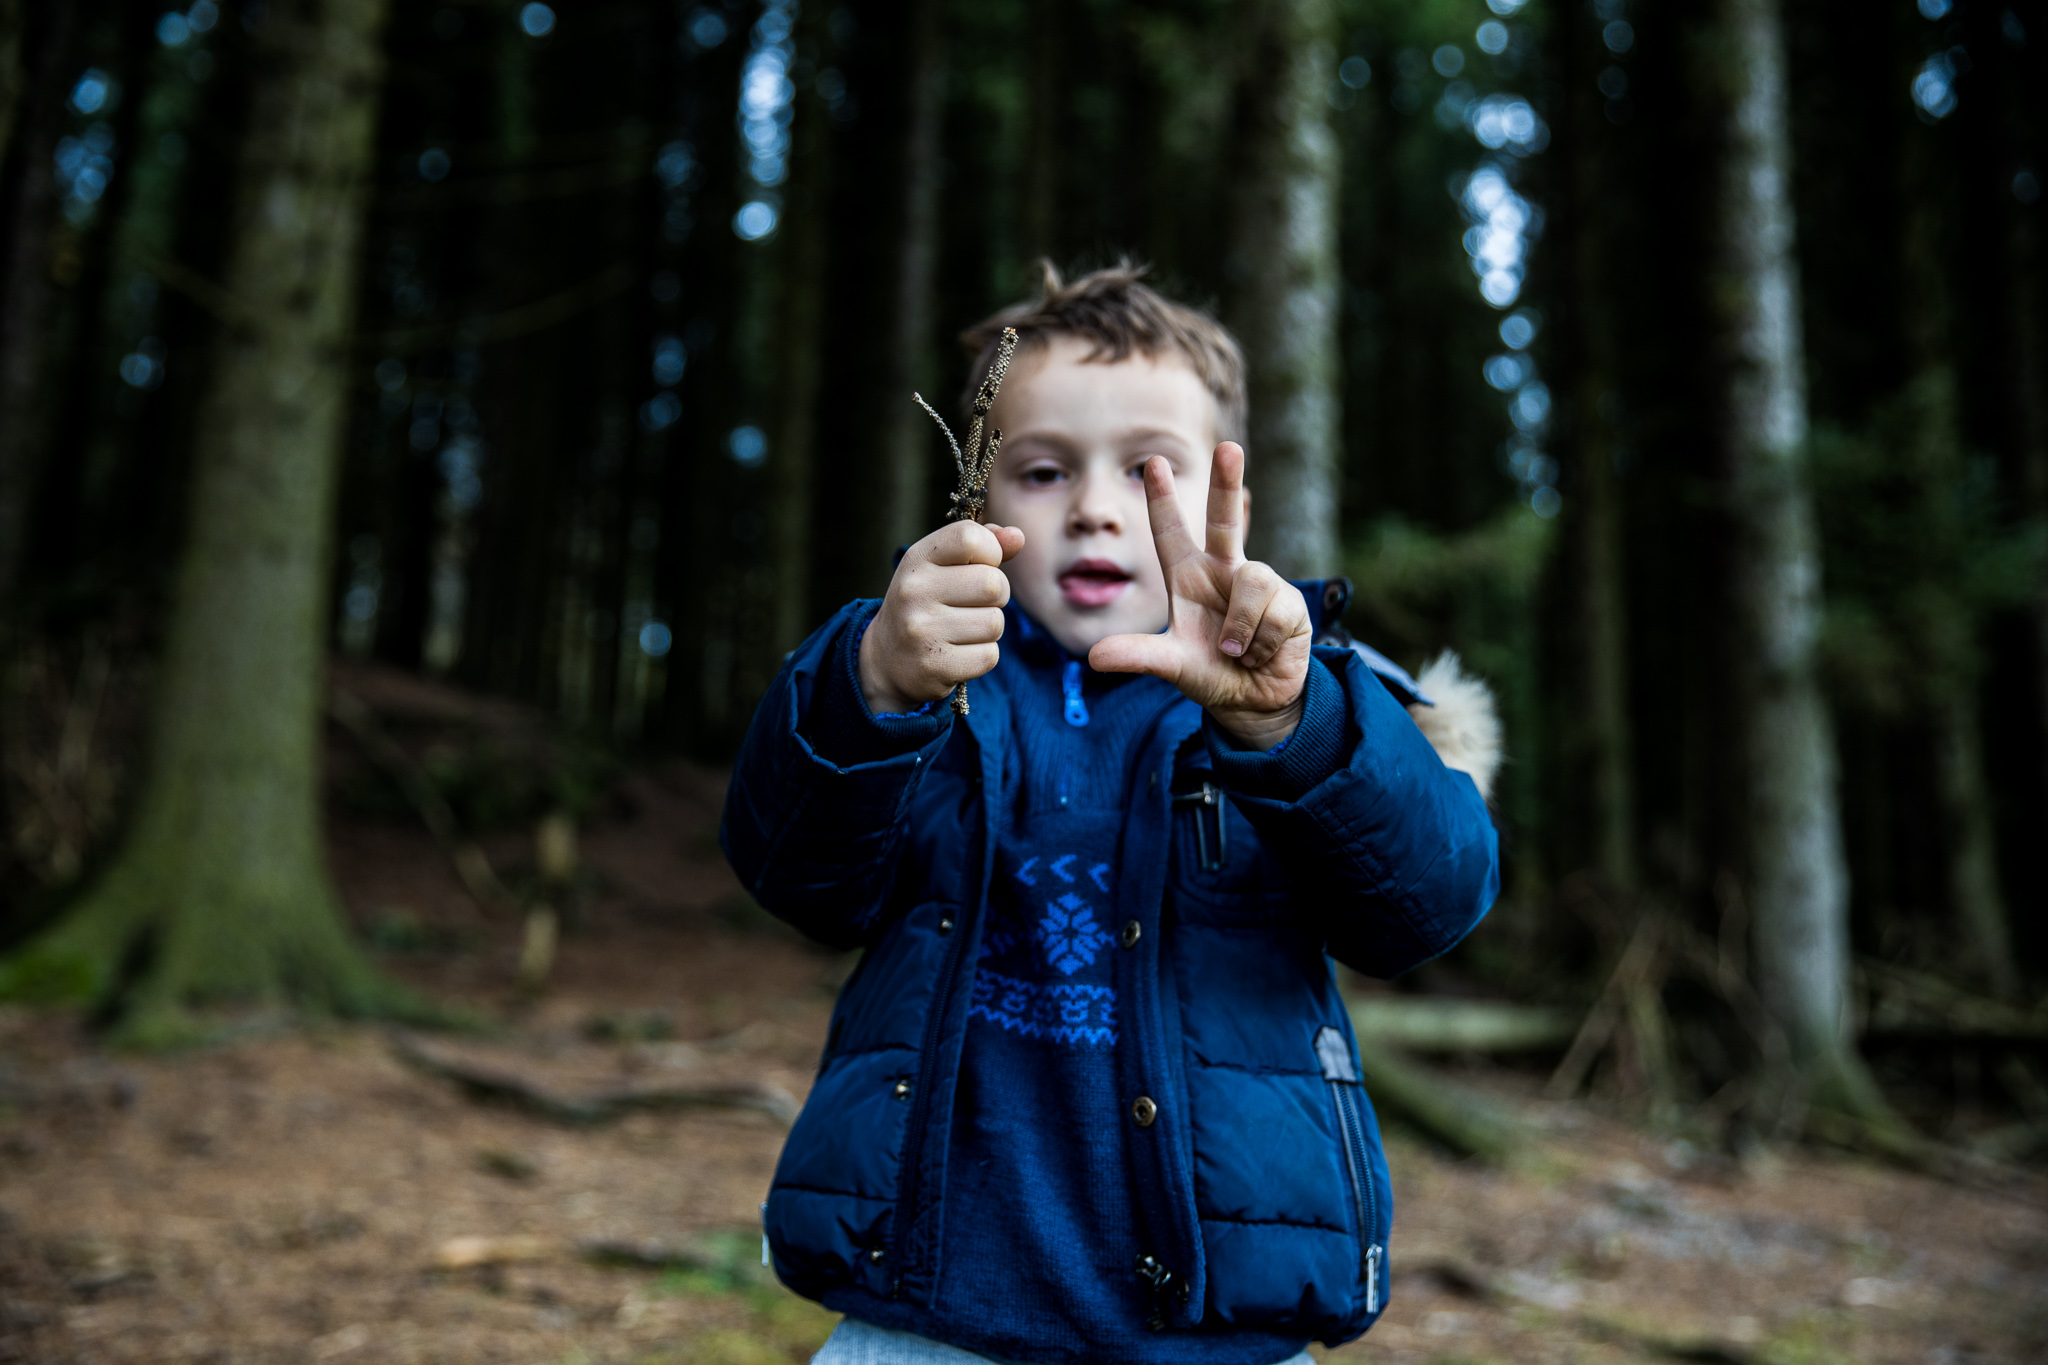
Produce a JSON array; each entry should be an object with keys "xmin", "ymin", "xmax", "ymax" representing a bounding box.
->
[
  {"xmin": 719, "ymin": 600, "xmax": 954, "ymax": 950},
  {"xmin": 1205, "ymin": 645, "xmax": 1500, "ymax": 978}
]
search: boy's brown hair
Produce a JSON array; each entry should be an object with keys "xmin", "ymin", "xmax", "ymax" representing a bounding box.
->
[{"xmin": 959, "ymin": 260, "xmax": 1247, "ymax": 442}]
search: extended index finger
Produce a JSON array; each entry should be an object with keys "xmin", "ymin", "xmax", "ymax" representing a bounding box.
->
[
  {"xmin": 1206, "ymin": 442, "xmax": 1247, "ymax": 564},
  {"xmin": 1143, "ymin": 456, "xmax": 1200, "ymax": 570}
]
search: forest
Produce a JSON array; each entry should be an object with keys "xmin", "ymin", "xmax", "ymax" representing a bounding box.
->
[{"xmin": 0, "ymin": 0, "xmax": 2043, "ymax": 1362}]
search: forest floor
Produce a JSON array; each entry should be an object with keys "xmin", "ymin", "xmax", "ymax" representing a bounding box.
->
[{"xmin": 0, "ymin": 713, "xmax": 2043, "ymax": 1364}]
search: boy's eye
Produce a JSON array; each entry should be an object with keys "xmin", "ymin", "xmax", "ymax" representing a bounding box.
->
[{"xmin": 1022, "ymin": 466, "xmax": 1065, "ymax": 486}]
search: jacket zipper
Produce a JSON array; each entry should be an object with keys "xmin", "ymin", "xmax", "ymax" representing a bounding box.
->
[
  {"xmin": 1061, "ymin": 660, "xmax": 1089, "ymax": 726},
  {"xmin": 1170, "ymin": 780, "xmax": 1226, "ymax": 871},
  {"xmin": 1315, "ymin": 1026, "xmax": 1383, "ymax": 1314}
]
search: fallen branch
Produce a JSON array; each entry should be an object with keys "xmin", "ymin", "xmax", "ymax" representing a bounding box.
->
[
  {"xmin": 1349, "ymin": 997, "xmax": 1575, "ymax": 1053},
  {"xmin": 580, "ymin": 1238, "xmax": 716, "ymax": 1272},
  {"xmin": 389, "ymin": 1030, "xmax": 799, "ymax": 1127},
  {"xmin": 432, "ymin": 1234, "xmax": 557, "ymax": 1270},
  {"xmin": 1350, "ymin": 1034, "xmax": 1524, "ymax": 1163},
  {"xmin": 1859, "ymin": 960, "xmax": 2048, "ymax": 1041}
]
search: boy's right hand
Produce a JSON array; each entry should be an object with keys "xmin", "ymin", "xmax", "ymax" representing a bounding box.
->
[{"xmin": 859, "ymin": 521, "xmax": 1025, "ymax": 716}]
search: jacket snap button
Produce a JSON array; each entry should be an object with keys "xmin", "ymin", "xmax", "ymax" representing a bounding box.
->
[
  {"xmin": 939, "ymin": 917, "xmax": 955, "ymax": 935},
  {"xmin": 893, "ymin": 1079, "xmax": 913, "ymax": 1100},
  {"xmin": 1119, "ymin": 919, "xmax": 1141, "ymax": 949},
  {"xmin": 868, "ymin": 1247, "xmax": 886, "ymax": 1264},
  {"xmin": 1131, "ymin": 1096, "xmax": 1158, "ymax": 1127}
]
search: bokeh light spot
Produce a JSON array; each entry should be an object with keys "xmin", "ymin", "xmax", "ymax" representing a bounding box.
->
[
  {"xmin": 728, "ymin": 425, "xmax": 767, "ymax": 467},
  {"xmin": 733, "ymin": 200, "xmax": 778, "ymax": 240}
]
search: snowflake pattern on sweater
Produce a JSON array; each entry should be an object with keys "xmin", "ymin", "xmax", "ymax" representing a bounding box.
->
[{"xmin": 971, "ymin": 837, "xmax": 1124, "ymax": 1047}]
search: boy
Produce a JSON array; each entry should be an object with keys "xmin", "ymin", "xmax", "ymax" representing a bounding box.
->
[{"xmin": 723, "ymin": 264, "xmax": 1499, "ymax": 1364}]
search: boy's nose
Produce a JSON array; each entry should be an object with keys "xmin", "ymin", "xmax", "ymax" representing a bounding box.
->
[
  {"xmin": 1068, "ymin": 500, "xmax": 1124, "ymax": 536},
  {"xmin": 1067, "ymin": 477, "xmax": 1125, "ymax": 536}
]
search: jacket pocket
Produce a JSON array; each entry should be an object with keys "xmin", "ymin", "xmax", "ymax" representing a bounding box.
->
[{"xmin": 1314, "ymin": 1026, "xmax": 1383, "ymax": 1314}]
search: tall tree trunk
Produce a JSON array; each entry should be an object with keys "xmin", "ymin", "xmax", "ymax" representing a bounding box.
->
[
  {"xmin": 1553, "ymin": 0, "xmax": 1636, "ymax": 892},
  {"xmin": 0, "ymin": 0, "xmax": 79, "ymax": 614},
  {"xmin": 1225, "ymin": 0, "xmax": 1341, "ymax": 580},
  {"xmin": 1708, "ymin": 0, "xmax": 1879, "ymax": 1115},
  {"xmin": 874, "ymin": 0, "xmax": 943, "ymax": 588},
  {"xmin": 1995, "ymin": 34, "xmax": 2048, "ymax": 950},
  {"xmin": 1894, "ymin": 98, "xmax": 2016, "ymax": 999},
  {"xmin": 0, "ymin": 0, "xmax": 25, "ymax": 172},
  {"xmin": 768, "ymin": 0, "xmax": 831, "ymax": 656},
  {"xmin": 0, "ymin": 0, "xmax": 405, "ymax": 1041}
]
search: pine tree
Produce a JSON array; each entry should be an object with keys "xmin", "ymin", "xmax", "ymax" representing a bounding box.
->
[
  {"xmin": 1707, "ymin": 0, "xmax": 1885, "ymax": 1118},
  {"xmin": 1224, "ymin": 0, "xmax": 1341, "ymax": 579},
  {"xmin": 0, "ymin": 0, "xmax": 409, "ymax": 1042}
]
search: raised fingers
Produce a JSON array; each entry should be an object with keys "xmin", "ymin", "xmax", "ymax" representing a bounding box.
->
[
  {"xmin": 1142, "ymin": 456, "xmax": 1200, "ymax": 571},
  {"xmin": 1206, "ymin": 442, "xmax": 1247, "ymax": 564}
]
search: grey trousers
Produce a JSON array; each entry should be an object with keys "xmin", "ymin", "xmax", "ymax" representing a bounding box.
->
[{"xmin": 811, "ymin": 1317, "xmax": 1318, "ymax": 1365}]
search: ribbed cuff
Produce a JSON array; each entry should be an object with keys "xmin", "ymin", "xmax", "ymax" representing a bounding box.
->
[
  {"xmin": 1205, "ymin": 655, "xmax": 1353, "ymax": 801},
  {"xmin": 799, "ymin": 602, "xmax": 952, "ymax": 767}
]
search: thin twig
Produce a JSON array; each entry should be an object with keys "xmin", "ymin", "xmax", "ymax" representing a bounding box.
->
[{"xmin": 912, "ymin": 392, "xmax": 963, "ymax": 471}]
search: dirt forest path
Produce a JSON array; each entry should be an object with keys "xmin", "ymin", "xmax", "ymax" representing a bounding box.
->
[{"xmin": 0, "ymin": 763, "xmax": 2041, "ymax": 1365}]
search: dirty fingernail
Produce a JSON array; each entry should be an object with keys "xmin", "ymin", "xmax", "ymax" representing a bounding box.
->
[{"xmin": 1220, "ymin": 639, "xmax": 1243, "ymax": 656}]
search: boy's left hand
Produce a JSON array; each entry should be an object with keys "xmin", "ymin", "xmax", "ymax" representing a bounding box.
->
[{"xmin": 1089, "ymin": 443, "xmax": 1312, "ymax": 751}]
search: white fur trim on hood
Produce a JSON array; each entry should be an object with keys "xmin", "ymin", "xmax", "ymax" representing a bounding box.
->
[{"xmin": 1405, "ymin": 652, "xmax": 1502, "ymax": 801}]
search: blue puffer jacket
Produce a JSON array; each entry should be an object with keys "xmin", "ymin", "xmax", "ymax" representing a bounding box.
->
[{"xmin": 721, "ymin": 583, "xmax": 1499, "ymax": 1348}]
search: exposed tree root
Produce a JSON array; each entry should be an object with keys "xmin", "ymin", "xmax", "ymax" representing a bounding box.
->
[
  {"xmin": 0, "ymin": 849, "xmax": 443, "ymax": 1047},
  {"xmin": 388, "ymin": 1030, "xmax": 800, "ymax": 1127}
]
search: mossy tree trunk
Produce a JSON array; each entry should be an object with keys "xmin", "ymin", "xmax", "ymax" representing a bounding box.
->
[
  {"xmin": 1, "ymin": 0, "xmax": 401, "ymax": 1041},
  {"xmin": 1225, "ymin": 0, "xmax": 1341, "ymax": 580},
  {"xmin": 1706, "ymin": 0, "xmax": 1884, "ymax": 1119}
]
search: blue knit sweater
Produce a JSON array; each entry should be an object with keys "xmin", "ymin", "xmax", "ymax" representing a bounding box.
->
[{"xmin": 802, "ymin": 604, "xmax": 1353, "ymax": 1364}]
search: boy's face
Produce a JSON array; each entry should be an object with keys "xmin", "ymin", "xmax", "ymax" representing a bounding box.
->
[{"xmin": 981, "ymin": 335, "xmax": 1221, "ymax": 657}]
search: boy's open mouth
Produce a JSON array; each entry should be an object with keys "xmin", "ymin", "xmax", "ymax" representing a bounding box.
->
[{"xmin": 1058, "ymin": 558, "xmax": 1133, "ymax": 609}]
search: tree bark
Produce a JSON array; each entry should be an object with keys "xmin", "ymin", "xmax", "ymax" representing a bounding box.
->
[
  {"xmin": 0, "ymin": 0, "xmax": 78, "ymax": 614},
  {"xmin": 1708, "ymin": 0, "xmax": 1879, "ymax": 1115},
  {"xmin": 767, "ymin": 0, "xmax": 831, "ymax": 656},
  {"xmin": 1552, "ymin": 0, "xmax": 1636, "ymax": 890},
  {"xmin": 0, "ymin": 0, "xmax": 405, "ymax": 1040},
  {"xmin": 1225, "ymin": 0, "xmax": 1341, "ymax": 580},
  {"xmin": 0, "ymin": 0, "xmax": 25, "ymax": 172},
  {"xmin": 873, "ymin": 0, "xmax": 943, "ymax": 589}
]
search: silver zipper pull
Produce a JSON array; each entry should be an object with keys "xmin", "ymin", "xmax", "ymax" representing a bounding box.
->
[{"xmin": 1365, "ymin": 1244, "xmax": 1382, "ymax": 1313}]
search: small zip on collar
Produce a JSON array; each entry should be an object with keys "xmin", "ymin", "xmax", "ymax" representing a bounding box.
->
[{"xmin": 1062, "ymin": 660, "xmax": 1089, "ymax": 727}]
